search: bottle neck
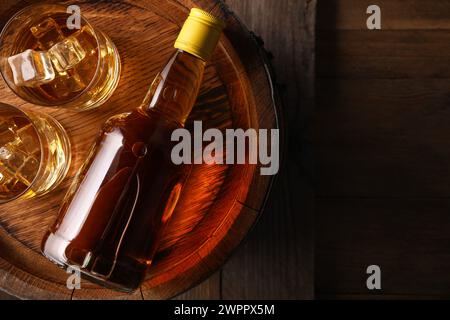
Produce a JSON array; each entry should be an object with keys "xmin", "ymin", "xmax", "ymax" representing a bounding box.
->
[{"xmin": 140, "ymin": 49, "xmax": 206, "ymax": 125}]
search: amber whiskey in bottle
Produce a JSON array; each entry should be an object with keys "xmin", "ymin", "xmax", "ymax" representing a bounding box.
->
[{"xmin": 41, "ymin": 8, "xmax": 225, "ymax": 292}]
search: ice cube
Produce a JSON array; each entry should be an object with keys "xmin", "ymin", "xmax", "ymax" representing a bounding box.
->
[
  {"xmin": 0, "ymin": 123, "xmax": 40, "ymax": 187},
  {"xmin": 43, "ymin": 69, "xmax": 87, "ymax": 99},
  {"xmin": 0, "ymin": 137, "xmax": 36, "ymax": 192},
  {"xmin": 15, "ymin": 124, "xmax": 40, "ymax": 155},
  {"xmin": 48, "ymin": 36, "xmax": 86, "ymax": 72},
  {"xmin": 18, "ymin": 156, "xmax": 39, "ymax": 184},
  {"xmin": 0, "ymin": 120, "xmax": 18, "ymax": 146},
  {"xmin": 72, "ymin": 26, "xmax": 98, "ymax": 57},
  {"xmin": 0, "ymin": 144, "xmax": 26, "ymax": 171},
  {"xmin": 8, "ymin": 49, "xmax": 55, "ymax": 87},
  {"xmin": 0, "ymin": 146, "xmax": 13, "ymax": 160},
  {"xmin": 30, "ymin": 18, "xmax": 65, "ymax": 50},
  {"xmin": 0, "ymin": 167, "xmax": 19, "ymax": 193},
  {"xmin": 0, "ymin": 130, "xmax": 16, "ymax": 147}
]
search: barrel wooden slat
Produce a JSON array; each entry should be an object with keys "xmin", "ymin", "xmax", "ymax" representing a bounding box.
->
[{"xmin": 0, "ymin": 0, "xmax": 279, "ymax": 299}]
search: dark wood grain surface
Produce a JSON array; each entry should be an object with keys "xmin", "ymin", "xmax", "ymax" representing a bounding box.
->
[
  {"xmin": 220, "ymin": 0, "xmax": 315, "ymax": 300},
  {"xmin": 177, "ymin": 0, "xmax": 316, "ymax": 300},
  {"xmin": 315, "ymin": 0, "xmax": 450, "ymax": 299}
]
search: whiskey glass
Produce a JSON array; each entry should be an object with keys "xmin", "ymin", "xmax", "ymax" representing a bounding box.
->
[
  {"xmin": 0, "ymin": 103, "xmax": 71, "ymax": 204},
  {"xmin": 0, "ymin": 3, "xmax": 121, "ymax": 111}
]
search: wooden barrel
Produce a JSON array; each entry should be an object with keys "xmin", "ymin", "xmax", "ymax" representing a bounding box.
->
[{"xmin": 0, "ymin": 0, "xmax": 280, "ymax": 299}]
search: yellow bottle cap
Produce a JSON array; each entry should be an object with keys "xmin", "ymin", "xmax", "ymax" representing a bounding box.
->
[{"xmin": 174, "ymin": 8, "xmax": 226, "ymax": 61}]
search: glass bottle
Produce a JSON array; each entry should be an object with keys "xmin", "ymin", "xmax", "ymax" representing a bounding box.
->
[{"xmin": 41, "ymin": 8, "xmax": 225, "ymax": 292}]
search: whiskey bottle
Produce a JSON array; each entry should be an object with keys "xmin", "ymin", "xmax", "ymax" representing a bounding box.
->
[{"xmin": 41, "ymin": 8, "xmax": 225, "ymax": 292}]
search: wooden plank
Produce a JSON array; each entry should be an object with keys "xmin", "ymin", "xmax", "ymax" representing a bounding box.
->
[
  {"xmin": 315, "ymin": 78, "xmax": 450, "ymax": 197},
  {"xmin": 317, "ymin": 30, "xmax": 450, "ymax": 79},
  {"xmin": 71, "ymin": 280, "xmax": 144, "ymax": 300},
  {"xmin": 317, "ymin": 0, "xmax": 450, "ymax": 30},
  {"xmin": 317, "ymin": 30, "xmax": 450, "ymax": 58},
  {"xmin": 318, "ymin": 293, "xmax": 450, "ymax": 300},
  {"xmin": 0, "ymin": 227, "xmax": 72, "ymax": 300},
  {"xmin": 0, "ymin": 290, "xmax": 17, "ymax": 300},
  {"xmin": 223, "ymin": 171, "xmax": 314, "ymax": 299},
  {"xmin": 173, "ymin": 271, "xmax": 221, "ymax": 300},
  {"xmin": 318, "ymin": 55, "xmax": 450, "ymax": 79},
  {"xmin": 221, "ymin": 0, "xmax": 316, "ymax": 299},
  {"xmin": 316, "ymin": 198, "xmax": 450, "ymax": 297}
]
